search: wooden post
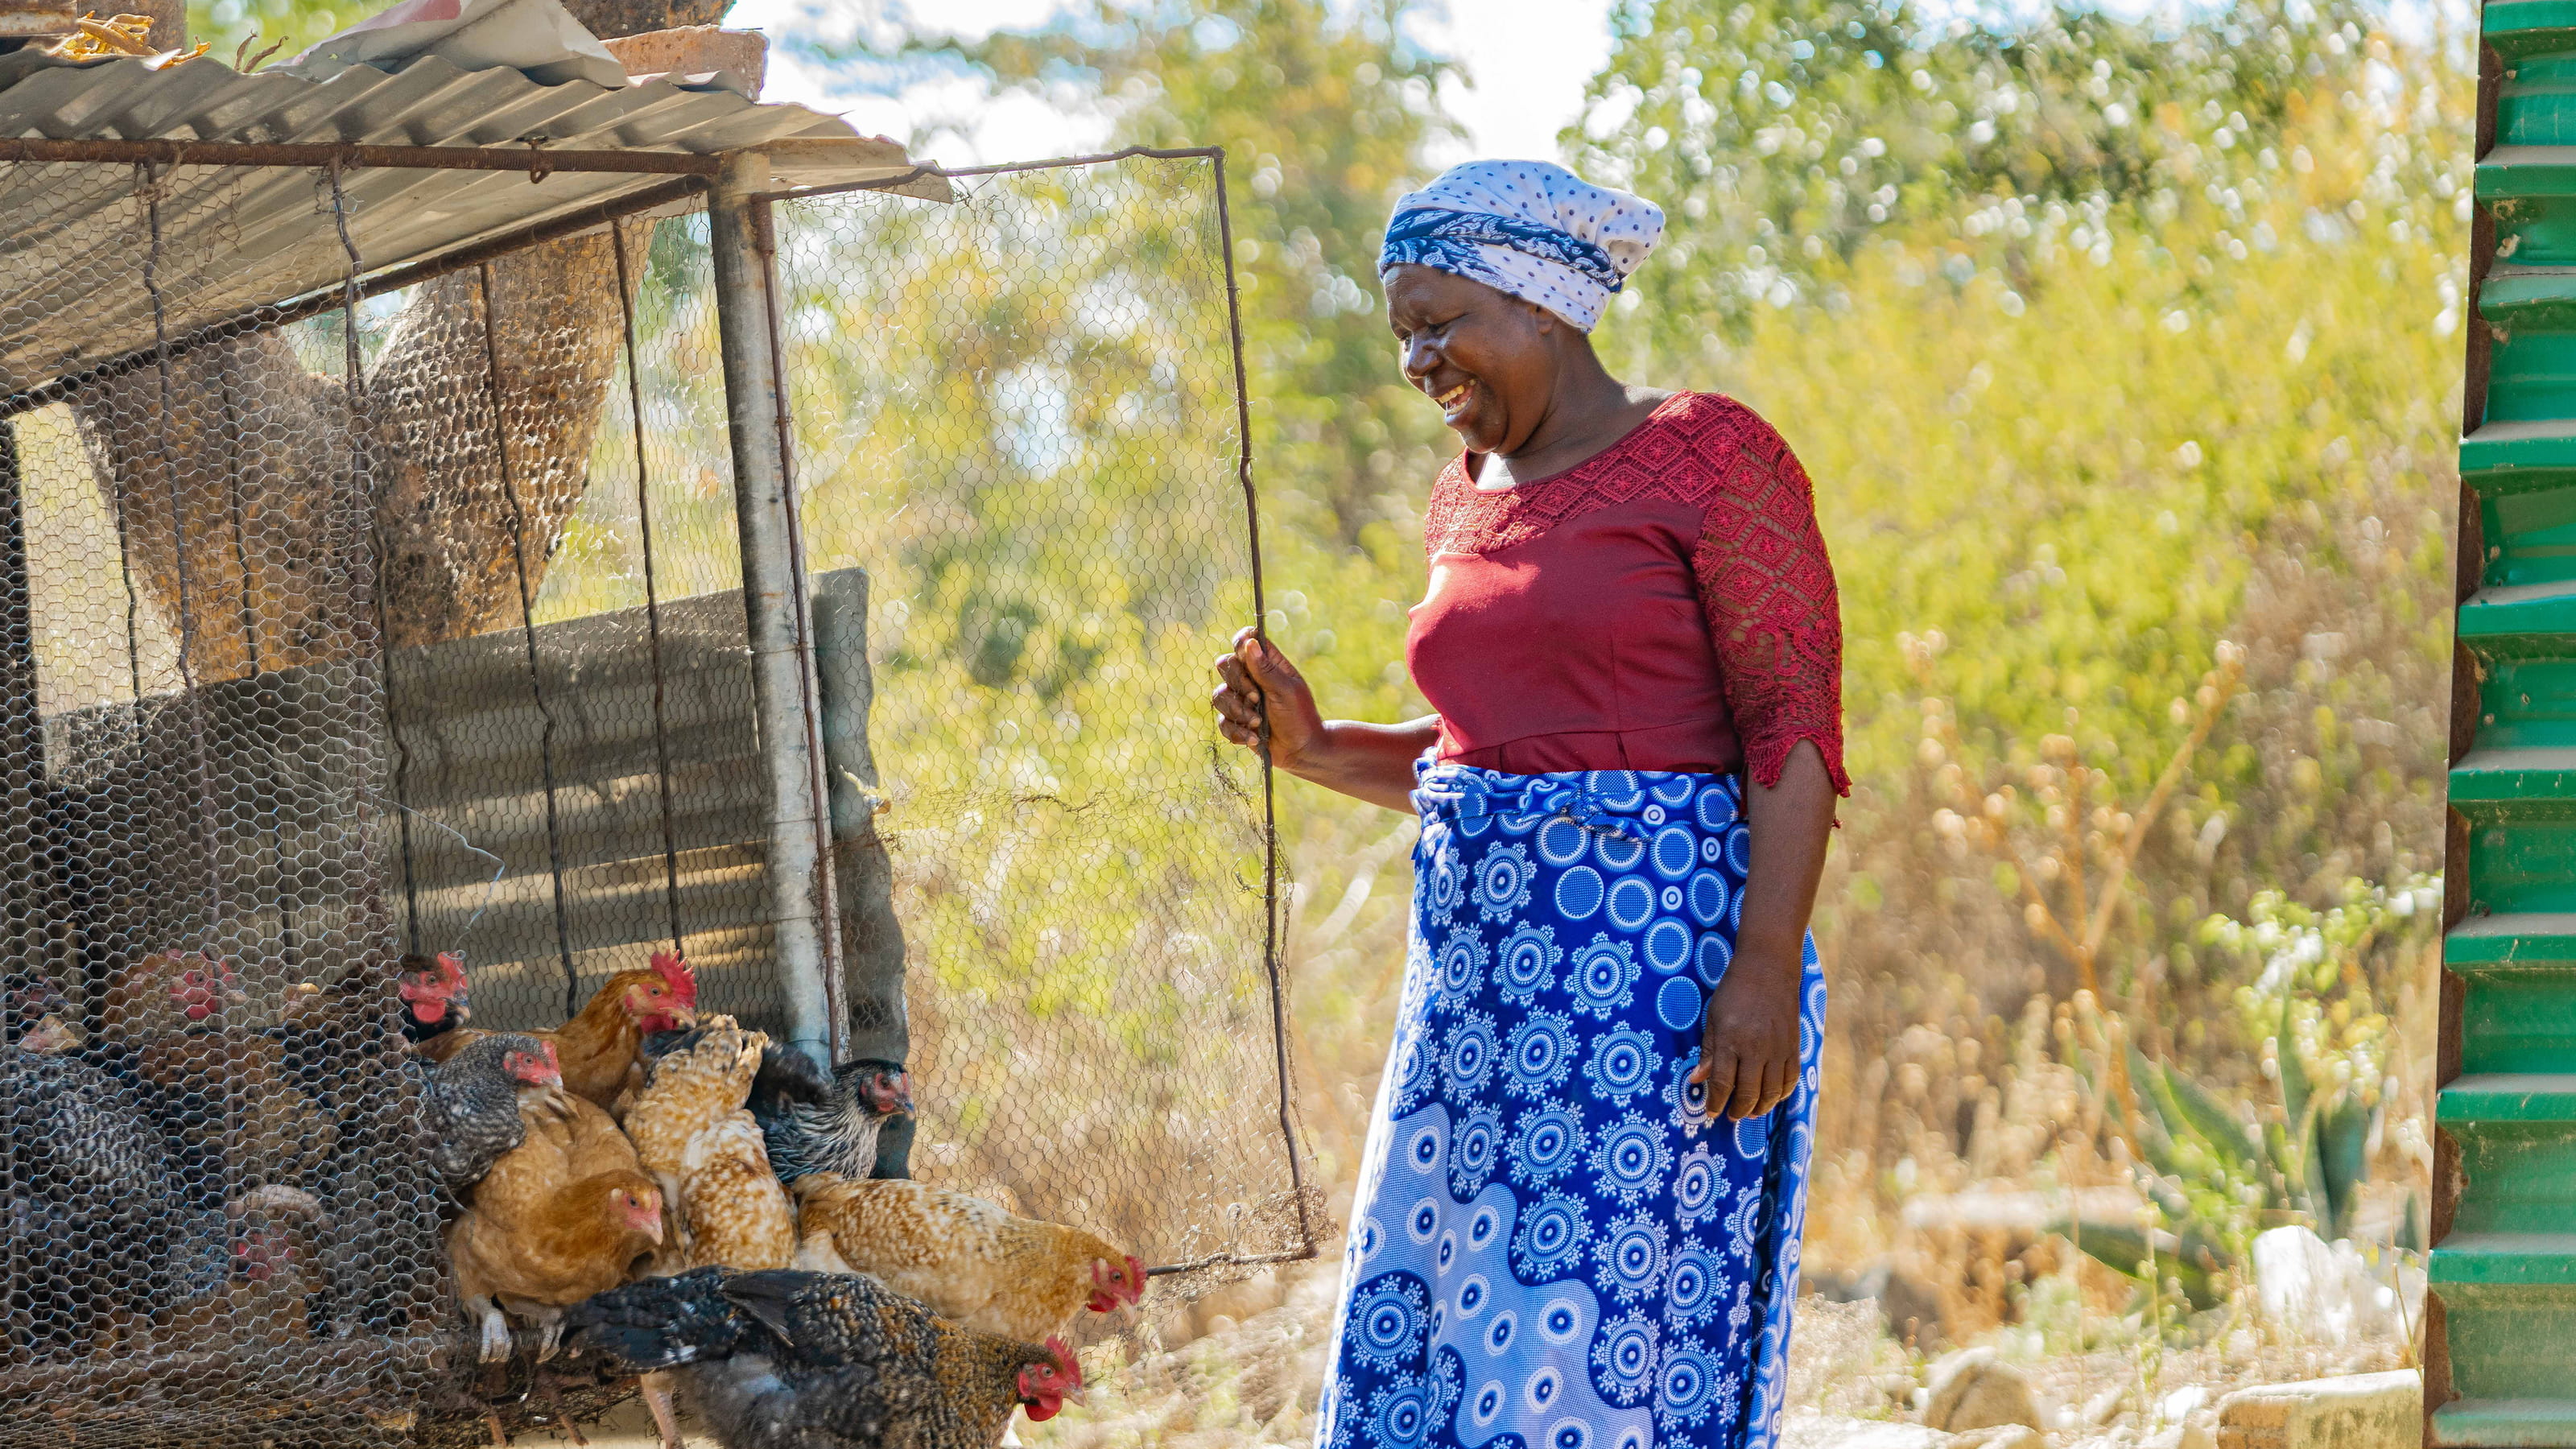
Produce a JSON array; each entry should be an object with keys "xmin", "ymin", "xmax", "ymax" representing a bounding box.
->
[{"xmin": 811, "ymin": 569, "xmax": 909, "ymax": 1176}]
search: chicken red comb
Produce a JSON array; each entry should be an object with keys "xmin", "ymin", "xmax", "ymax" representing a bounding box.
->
[
  {"xmin": 648, "ymin": 948, "xmax": 698, "ymax": 1004},
  {"xmin": 1044, "ymin": 1335, "xmax": 1082, "ymax": 1388},
  {"xmin": 435, "ymin": 952, "xmax": 468, "ymax": 989}
]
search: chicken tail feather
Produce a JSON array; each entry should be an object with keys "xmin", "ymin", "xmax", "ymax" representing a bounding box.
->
[{"xmin": 712, "ymin": 1268, "xmax": 815, "ymax": 1344}]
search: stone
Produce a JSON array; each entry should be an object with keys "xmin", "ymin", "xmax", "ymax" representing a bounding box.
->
[
  {"xmin": 1775, "ymin": 1409, "xmax": 1951, "ymax": 1448},
  {"xmin": 2249, "ymin": 1227, "xmax": 2422, "ymax": 1349},
  {"xmin": 1923, "ymin": 1348, "xmax": 2044, "ymax": 1434},
  {"xmin": 1806, "ymin": 1261, "xmax": 1952, "ymax": 1348},
  {"xmin": 2083, "ymin": 1381, "xmax": 2134, "ymax": 1426},
  {"xmin": 2215, "ymin": 1369, "xmax": 2421, "ymax": 1449},
  {"xmin": 1950, "ymin": 1426, "xmax": 2046, "ymax": 1449}
]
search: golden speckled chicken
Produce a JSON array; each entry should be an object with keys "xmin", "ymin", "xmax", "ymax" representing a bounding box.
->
[
  {"xmin": 790, "ymin": 1174, "xmax": 1144, "ymax": 1342},
  {"xmin": 624, "ymin": 1019, "xmax": 795, "ymax": 1273}
]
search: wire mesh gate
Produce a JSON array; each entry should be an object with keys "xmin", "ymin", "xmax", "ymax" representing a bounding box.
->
[{"xmin": 0, "ymin": 143, "xmax": 1309, "ymax": 1446}]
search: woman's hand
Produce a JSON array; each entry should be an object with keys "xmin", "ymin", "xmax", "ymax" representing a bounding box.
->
[
  {"xmin": 1690, "ymin": 952, "xmax": 1802, "ymax": 1119},
  {"xmin": 1212, "ymin": 629, "xmax": 1325, "ymax": 772},
  {"xmin": 1211, "ymin": 629, "xmax": 1443, "ymax": 812},
  {"xmin": 1690, "ymin": 741, "xmax": 1836, "ymax": 1120}
]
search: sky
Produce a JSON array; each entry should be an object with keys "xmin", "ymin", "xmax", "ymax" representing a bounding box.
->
[{"xmin": 722, "ymin": 0, "xmax": 1619, "ymax": 169}]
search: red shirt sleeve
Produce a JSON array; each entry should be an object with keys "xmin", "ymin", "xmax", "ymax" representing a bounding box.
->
[{"xmin": 1688, "ymin": 414, "xmax": 1849, "ymax": 795}]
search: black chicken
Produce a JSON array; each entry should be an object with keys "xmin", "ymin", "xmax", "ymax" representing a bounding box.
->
[{"xmin": 564, "ymin": 1265, "xmax": 1080, "ymax": 1449}]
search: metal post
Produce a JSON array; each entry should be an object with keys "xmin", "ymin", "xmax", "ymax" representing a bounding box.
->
[{"xmin": 710, "ymin": 151, "xmax": 834, "ymax": 1070}]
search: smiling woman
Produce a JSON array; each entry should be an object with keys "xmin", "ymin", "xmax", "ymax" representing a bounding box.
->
[{"xmin": 1210, "ymin": 161, "xmax": 1843, "ymax": 1449}]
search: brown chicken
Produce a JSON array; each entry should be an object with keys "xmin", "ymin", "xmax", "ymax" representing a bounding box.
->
[
  {"xmin": 623, "ymin": 1019, "xmax": 796, "ymax": 1273},
  {"xmin": 790, "ymin": 1174, "xmax": 1145, "ymax": 1342},
  {"xmin": 155, "ymin": 1185, "xmax": 327, "ymax": 1345},
  {"xmin": 101, "ymin": 948, "xmax": 336, "ymax": 1194},
  {"xmin": 101, "ymin": 948, "xmax": 242, "ymax": 1042},
  {"xmin": 425, "ymin": 950, "xmax": 696, "ymax": 1110},
  {"xmin": 446, "ymin": 1092, "xmax": 666, "ymax": 1362}
]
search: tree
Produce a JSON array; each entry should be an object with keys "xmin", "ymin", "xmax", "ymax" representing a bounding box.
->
[
  {"xmin": 864, "ymin": 0, "xmax": 1461, "ymax": 547},
  {"xmin": 1568, "ymin": 0, "xmax": 2382, "ymax": 345}
]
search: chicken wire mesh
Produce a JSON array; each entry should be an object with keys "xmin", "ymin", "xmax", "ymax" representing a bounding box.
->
[
  {"xmin": 770, "ymin": 152, "xmax": 1316, "ymax": 1307},
  {"xmin": 0, "ymin": 146, "xmax": 1307, "ymax": 1441},
  {"xmin": 0, "ymin": 158, "xmax": 448, "ymax": 1446}
]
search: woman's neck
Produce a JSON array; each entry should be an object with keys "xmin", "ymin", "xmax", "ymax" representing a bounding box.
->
[{"xmin": 1474, "ymin": 358, "xmax": 1667, "ymax": 489}]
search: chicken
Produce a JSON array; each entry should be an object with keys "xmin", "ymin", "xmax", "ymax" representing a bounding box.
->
[
  {"xmin": 0, "ymin": 968, "xmax": 75, "ymax": 1046},
  {"xmin": 398, "ymin": 951, "xmax": 473, "ymax": 1046},
  {"xmin": 427, "ymin": 950, "xmax": 696, "ymax": 1106},
  {"xmin": 624, "ymin": 1021, "xmax": 797, "ymax": 1274},
  {"xmin": 99, "ymin": 948, "xmax": 333, "ymax": 1187},
  {"xmin": 0, "ymin": 1004, "xmax": 182, "ymax": 1358},
  {"xmin": 745, "ymin": 1046, "xmax": 912, "ymax": 1183},
  {"xmin": 161, "ymin": 1184, "xmax": 327, "ymax": 1344},
  {"xmin": 564, "ymin": 1265, "xmax": 1083, "ymax": 1449},
  {"xmin": 421, "ymin": 1032, "xmax": 564, "ymax": 1195},
  {"xmin": 275, "ymin": 948, "xmax": 470, "ymax": 1060},
  {"xmin": 101, "ymin": 947, "xmax": 242, "ymax": 1042},
  {"xmin": 788, "ymin": 1175, "xmax": 1144, "ymax": 1342},
  {"xmin": 446, "ymin": 1091, "xmax": 666, "ymax": 1362}
]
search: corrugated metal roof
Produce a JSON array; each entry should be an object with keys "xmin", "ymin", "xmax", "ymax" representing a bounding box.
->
[{"xmin": 0, "ymin": 49, "xmax": 942, "ymax": 392}]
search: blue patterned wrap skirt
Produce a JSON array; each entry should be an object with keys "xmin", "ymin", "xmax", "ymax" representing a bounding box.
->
[{"xmin": 1315, "ymin": 762, "xmax": 1824, "ymax": 1449}]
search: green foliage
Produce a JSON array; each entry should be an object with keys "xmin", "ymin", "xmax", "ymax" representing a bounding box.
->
[
  {"xmin": 2059, "ymin": 869, "xmax": 2429, "ymax": 1306},
  {"xmin": 853, "ymin": 0, "xmax": 1464, "ymax": 547},
  {"xmin": 186, "ymin": 0, "xmax": 353, "ymax": 65},
  {"xmin": 1569, "ymin": 0, "xmax": 2386, "ymax": 338}
]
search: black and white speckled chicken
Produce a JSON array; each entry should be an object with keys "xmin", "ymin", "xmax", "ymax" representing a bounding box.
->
[
  {"xmin": 0, "ymin": 998, "xmax": 182, "ymax": 1356},
  {"xmin": 564, "ymin": 1265, "xmax": 1081, "ymax": 1449},
  {"xmin": 744, "ymin": 1046, "xmax": 911, "ymax": 1184},
  {"xmin": 420, "ymin": 1032, "xmax": 565, "ymax": 1195}
]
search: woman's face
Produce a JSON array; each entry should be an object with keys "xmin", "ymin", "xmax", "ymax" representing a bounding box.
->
[{"xmin": 1384, "ymin": 263, "xmax": 1560, "ymax": 456}]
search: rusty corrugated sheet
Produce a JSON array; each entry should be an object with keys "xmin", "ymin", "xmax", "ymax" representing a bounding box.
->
[{"xmin": 0, "ymin": 49, "xmax": 939, "ymax": 391}]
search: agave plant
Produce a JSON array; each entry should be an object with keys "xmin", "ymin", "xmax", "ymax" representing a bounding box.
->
[{"xmin": 2048, "ymin": 875, "xmax": 2431, "ymax": 1304}]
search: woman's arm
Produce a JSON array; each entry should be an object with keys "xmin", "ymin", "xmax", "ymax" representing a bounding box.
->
[
  {"xmin": 1684, "ymin": 415, "xmax": 1845, "ymax": 1119},
  {"xmin": 1690, "ymin": 741, "xmax": 1835, "ymax": 1118},
  {"xmin": 1212, "ymin": 628, "xmax": 1438, "ymax": 811}
]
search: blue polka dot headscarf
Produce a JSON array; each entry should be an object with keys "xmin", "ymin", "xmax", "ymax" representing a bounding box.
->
[{"xmin": 1377, "ymin": 160, "xmax": 1665, "ymax": 332}]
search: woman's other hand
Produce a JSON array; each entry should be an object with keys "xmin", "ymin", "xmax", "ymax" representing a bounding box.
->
[{"xmin": 1213, "ymin": 628, "xmax": 1325, "ymax": 770}]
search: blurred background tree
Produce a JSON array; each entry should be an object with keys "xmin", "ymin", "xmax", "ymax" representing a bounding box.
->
[
  {"xmin": 1569, "ymin": 0, "xmax": 2386, "ymax": 340},
  {"xmin": 875, "ymin": 0, "xmax": 1463, "ymax": 549}
]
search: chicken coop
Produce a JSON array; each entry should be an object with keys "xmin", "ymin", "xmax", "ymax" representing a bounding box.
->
[{"xmin": 0, "ymin": 19, "xmax": 1308, "ymax": 1447}]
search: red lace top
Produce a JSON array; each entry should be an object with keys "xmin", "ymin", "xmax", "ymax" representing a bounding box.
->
[{"xmin": 1405, "ymin": 390, "xmax": 1848, "ymax": 794}]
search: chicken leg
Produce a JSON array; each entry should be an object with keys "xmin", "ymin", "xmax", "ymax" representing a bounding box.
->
[{"xmin": 640, "ymin": 1369, "xmax": 687, "ymax": 1449}]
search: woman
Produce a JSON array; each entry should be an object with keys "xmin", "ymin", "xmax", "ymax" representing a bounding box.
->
[{"xmin": 1212, "ymin": 162, "xmax": 1844, "ymax": 1449}]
